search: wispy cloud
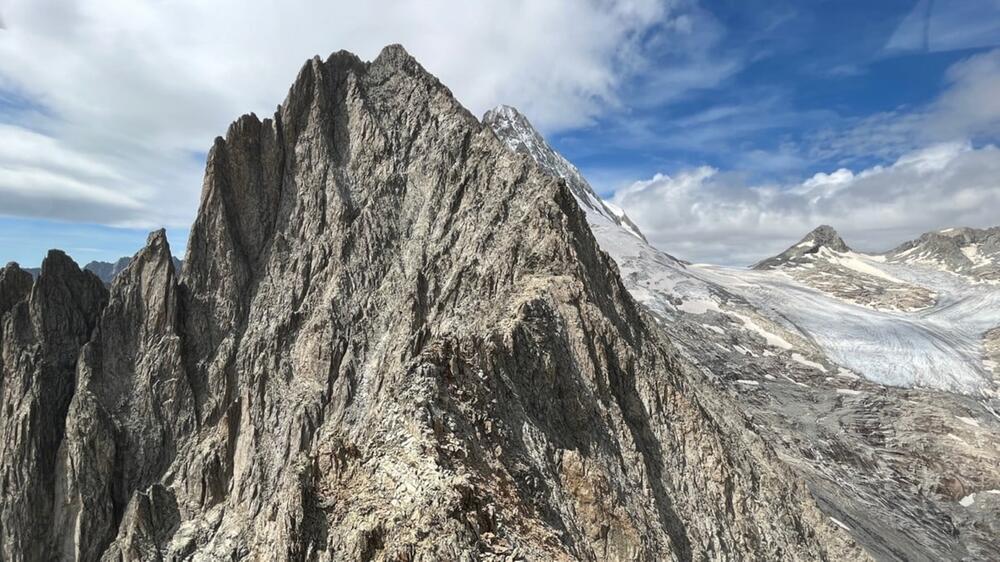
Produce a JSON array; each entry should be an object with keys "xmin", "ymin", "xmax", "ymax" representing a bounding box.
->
[
  {"xmin": 811, "ymin": 48, "xmax": 1000, "ymax": 165},
  {"xmin": 611, "ymin": 46, "xmax": 1000, "ymax": 265},
  {"xmin": 885, "ymin": 0, "xmax": 1000, "ymax": 54}
]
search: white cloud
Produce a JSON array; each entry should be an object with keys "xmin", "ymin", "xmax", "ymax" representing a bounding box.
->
[
  {"xmin": 614, "ymin": 142, "xmax": 1000, "ymax": 265},
  {"xmin": 928, "ymin": 49, "xmax": 1000, "ymax": 139},
  {"xmin": 0, "ymin": 0, "xmax": 695, "ymax": 229},
  {"xmin": 812, "ymin": 49, "xmax": 1000, "ymax": 163}
]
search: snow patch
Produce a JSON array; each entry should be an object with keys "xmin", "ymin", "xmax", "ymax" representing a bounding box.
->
[
  {"xmin": 729, "ymin": 312, "xmax": 794, "ymax": 350},
  {"xmin": 679, "ymin": 299, "xmax": 719, "ymax": 315},
  {"xmin": 829, "ymin": 517, "xmax": 851, "ymax": 531},
  {"xmin": 792, "ymin": 353, "xmax": 827, "ymax": 372},
  {"xmin": 836, "ymin": 367, "xmax": 860, "ymax": 380},
  {"xmin": 824, "ymin": 249, "xmax": 907, "ymax": 284},
  {"xmin": 956, "ymin": 416, "xmax": 980, "ymax": 428}
]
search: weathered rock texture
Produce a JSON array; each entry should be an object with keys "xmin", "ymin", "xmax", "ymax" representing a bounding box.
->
[
  {"xmin": 754, "ymin": 226, "xmax": 936, "ymax": 312},
  {"xmin": 0, "ymin": 255, "xmax": 107, "ymax": 561},
  {"xmin": 0, "ymin": 46, "xmax": 868, "ymax": 560},
  {"xmin": 885, "ymin": 227, "xmax": 1000, "ymax": 282}
]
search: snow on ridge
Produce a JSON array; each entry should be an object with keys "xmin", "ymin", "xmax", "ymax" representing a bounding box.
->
[{"xmin": 486, "ymin": 103, "xmax": 1000, "ymax": 397}]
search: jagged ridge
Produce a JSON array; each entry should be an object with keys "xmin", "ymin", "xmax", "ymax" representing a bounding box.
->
[{"xmin": 0, "ymin": 45, "xmax": 865, "ymax": 560}]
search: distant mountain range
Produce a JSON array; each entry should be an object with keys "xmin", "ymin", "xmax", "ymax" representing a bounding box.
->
[{"xmin": 22, "ymin": 255, "xmax": 182, "ymax": 284}]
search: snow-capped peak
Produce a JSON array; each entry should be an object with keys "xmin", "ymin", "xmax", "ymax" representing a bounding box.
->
[
  {"xmin": 483, "ymin": 104, "xmax": 647, "ymax": 242},
  {"xmin": 753, "ymin": 225, "xmax": 850, "ymax": 270}
]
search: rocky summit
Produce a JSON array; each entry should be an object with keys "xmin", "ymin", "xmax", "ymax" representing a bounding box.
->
[
  {"xmin": 0, "ymin": 45, "xmax": 871, "ymax": 560},
  {"xmin": 752, "ymin": 224, "xmax": 850, "ymax": 270}
]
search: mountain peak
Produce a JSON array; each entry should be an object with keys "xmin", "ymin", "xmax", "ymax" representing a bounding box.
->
[
  {"xmin": 754, "ymin": 225, "xmax": 851, "ymax": 269},
  {"xmin": 482, "ymin": 104, "xmax": 528, "ymax": 126},
  {"xmin": 885, "ymin": 225, "xmax": 1000, "ymax": 281},
  {"xmin": 0, "ymin": 46, "xmax": 868, "ymax": 560},
  {"xmin": 805, "ymin": 225, "xmax": 849, "ymax": 252},
  {"xmin": 483, "ymin": 103, "xmax": 648, "ymax": 242}
]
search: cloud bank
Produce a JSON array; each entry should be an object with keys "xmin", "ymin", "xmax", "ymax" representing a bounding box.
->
[
  {"xmin": 615, "ymin": 142, "xmax": 1000, "ymax": 265},
  {"xmin": 613, "ymin": 47, "xmax": 1000, "ymax": 265}
]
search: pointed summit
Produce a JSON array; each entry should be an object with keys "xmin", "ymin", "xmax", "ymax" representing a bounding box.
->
[
  {"xmin": 483, "ymin": 104, "xmax": 648, "ymax": 242},
  {"xmin": 754, "ymin": 225, "xmax": 851, "ymax": 269},
  {"xmin": 2, "ymin": 47, "xmax": 868, "ymax": 560},
  {"xmin": 804, "ymin": 225, "xmax": 850, "ymax": 253}
]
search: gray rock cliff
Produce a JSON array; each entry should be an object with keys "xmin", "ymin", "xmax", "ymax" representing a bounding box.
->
[
  {"xmin": 0, "ymin": 254, "xmax": 107, "ymax": 561},
  {"xmin": 0, "ymin": 46, "xmax": 867, "ymax": 560}
]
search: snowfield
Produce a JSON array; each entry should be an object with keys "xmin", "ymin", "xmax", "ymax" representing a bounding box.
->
[
  {"xmin": 592, "ymin": 219, "xmax": 1000, "ymax": 395},
  {"xmin": 485, "ymin": 102, "xmax": 1000, "ymax": 397},
  {"xmin": 690, "ymin": 256, "xmax": 1000, "ymax": 395}
]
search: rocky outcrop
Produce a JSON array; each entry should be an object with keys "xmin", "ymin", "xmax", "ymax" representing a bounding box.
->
[
  {"xmin": 1, "ymin": 46, "xmax": 867, "ymax": 560},
  {"xmin": 0, "ymin": 263, "xmax": 33, "ymax": 316},
  {"xmin": 0, "ymin": 253, "xmax": 106, "ymax": 561},
  {"xmin": 23, "ymin": 256, "xmax": 183, "ymax": 285},
  {"xmin": 52, "ymin": 230, "xmax": 195, "ymax": 560},
  {"xmin": 884, "ymin": 226, "xmax": 1000, "ymax": 281},
  {"xmin": 753, "ymin": 226, "xmax": 936, "ymax": 311},
  {"xmin": 753, "ymin": 225, "xmax": 850, "ymax": 270}
]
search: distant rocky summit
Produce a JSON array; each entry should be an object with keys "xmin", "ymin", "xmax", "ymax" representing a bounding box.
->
[
  {"xmin": 22, "ymin": 255, "xmax": 182, "ymax": 284},
  {"xmin": 0, "ymin": 46, "xmax": 866, "ymax": 560},
  {"xmin": 753, "ymin": 224, "xmax": 850, "ymax": 270},
  {"xmin": 753, "ymin": 225, "xmax": 937, "ymax": 311},
  {"xmin": 884, "ymin": 226, "xmax": 1000, "ymax": 282}
]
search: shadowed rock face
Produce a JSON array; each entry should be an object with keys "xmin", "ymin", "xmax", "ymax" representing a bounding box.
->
[
  {"xmin": 0, "ymin": 254, "xmax": 107, "ymax": 561},
  {"xmin": 485, "ymin": 104, "xmax": 1000, "ymax": 561},
  {"xmin": 1, "ymin": 46, "xmax": 866, "ymax": 560}
]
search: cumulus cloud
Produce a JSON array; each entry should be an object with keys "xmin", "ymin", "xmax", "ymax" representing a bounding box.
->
[
  {"xmin": 0, "ymin": 0, "xmax": 693, "ymax": 229},
  {"xmin": 614, "ymin": 142, "xmax": 1000, "ymax": 265}
]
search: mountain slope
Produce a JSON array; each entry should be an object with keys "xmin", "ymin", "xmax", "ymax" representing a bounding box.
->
[
  {"xmin": 884, "ymin": 226, "xmax": 1000, "ymax": 282},
  {"xmin": 754, "ymin": 225, "xmax": 936, "ymax": 311},
  {"xmin": 753, "ymin": 224, "xmax": 850, "ymax": 269},
  {"xmin": 0, "ymin": 46, "xmax": 866, "ymax": 560},
  {"xmin": 487, "ymin": 106, "xmax": 1000, "ymax": 561},
  {"xmin": 0, "ymin": 256, "xmax": 107, "ymax": 561},
  {"xmin": 482, "ymin": 105, "xmax": 648, "ymax": 243}
]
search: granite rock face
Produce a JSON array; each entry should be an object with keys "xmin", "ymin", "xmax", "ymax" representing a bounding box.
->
[
  {"xmin": 1, "ymin": 46, "xmax": 867, "ymax": 560},
  {"xmin": 0, "ymin": 254, "xmax": 107, "ymax": 561},
  {"xmin": 482, "ymin": 105, "xmax": 648, "ymax": 243}
]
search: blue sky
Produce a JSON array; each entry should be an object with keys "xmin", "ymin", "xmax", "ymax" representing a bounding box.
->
[
  {"xmin": 1, "ymin": 0, "xmax": 999, "ymax": 265},
  {"xmin": 557, "ymin": 0, "xmax": 1000, "ymax": 191}
]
